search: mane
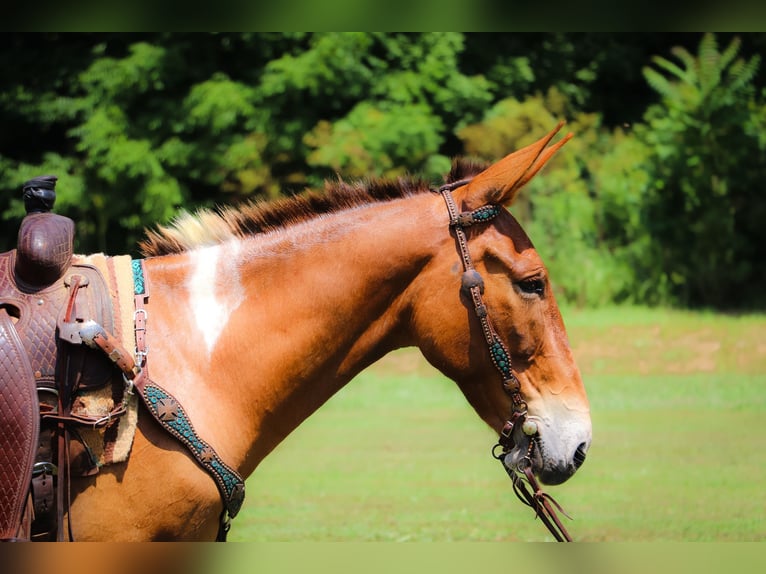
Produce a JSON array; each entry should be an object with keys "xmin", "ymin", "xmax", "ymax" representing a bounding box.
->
[{"xmin": 139, "ymin": 158, "xmax": 489, "ymax": 257}]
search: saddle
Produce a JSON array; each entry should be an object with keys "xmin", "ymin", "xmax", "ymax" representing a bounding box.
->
[
  {"xmin": 0, "ymin": 176, "xmax": 120, "ymax": 541},
  {"xmin": 1, "ymin": 177, "xmax": 245, "ymax": 542}
]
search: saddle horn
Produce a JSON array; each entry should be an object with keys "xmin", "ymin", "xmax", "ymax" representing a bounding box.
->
[{"xmin": 15, "ymin": 175, "xmax": 75, "ymax": 288}]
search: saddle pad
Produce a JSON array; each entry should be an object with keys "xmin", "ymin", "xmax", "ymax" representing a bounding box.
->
[{"xmin": 68, "ymin": 254, "xmax": 139, "ymax": 468}]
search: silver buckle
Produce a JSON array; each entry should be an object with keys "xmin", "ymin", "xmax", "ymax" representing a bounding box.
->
[{"xmin": 33, "ymin": 461, "xmax": 58, "ymax": 477}]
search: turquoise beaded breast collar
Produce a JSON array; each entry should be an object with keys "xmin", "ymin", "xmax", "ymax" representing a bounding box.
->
[{"xmin": 130, "ymin": 259, "xmax": 245, "ymax": 541}]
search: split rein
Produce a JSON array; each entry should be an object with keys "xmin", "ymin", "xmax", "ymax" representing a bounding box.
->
[{"xmin": 437, "ymin": 179, "xmax": 573, "ymax": 542}]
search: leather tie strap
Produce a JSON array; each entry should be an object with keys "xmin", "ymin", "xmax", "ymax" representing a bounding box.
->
[{"xmin": 509, "ymin": 463, "xmax": 573, "ymax": 542}]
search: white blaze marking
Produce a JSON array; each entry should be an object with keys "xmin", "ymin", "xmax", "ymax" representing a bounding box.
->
[{"xmin": 189, "ymin": 242, "xmax": 244, "ymax": 355}]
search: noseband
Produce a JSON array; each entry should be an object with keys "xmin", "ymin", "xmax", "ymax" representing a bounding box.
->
[{"xmin": 437, "ymin": 179, "xmax": 573, "ymax": 542}]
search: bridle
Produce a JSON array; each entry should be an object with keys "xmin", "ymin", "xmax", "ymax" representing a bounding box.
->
[{"xmin": 437, "ymin": 179, "xmax": 574, "ymax": 542}]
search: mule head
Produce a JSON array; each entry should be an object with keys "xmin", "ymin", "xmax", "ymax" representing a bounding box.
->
[{"xmin": 411, "ymin": 123, "xmax": 591, "ymax": 486}]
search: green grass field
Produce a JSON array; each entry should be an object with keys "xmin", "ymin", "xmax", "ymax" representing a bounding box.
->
[{"xmin": 231, "ymin": 307, "xmax": 766, "ymax": 541}]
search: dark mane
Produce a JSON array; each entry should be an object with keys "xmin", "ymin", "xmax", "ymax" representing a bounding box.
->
[{"xmin": 139, "ymin": 158, "xmax": 489, "ymax": 257}]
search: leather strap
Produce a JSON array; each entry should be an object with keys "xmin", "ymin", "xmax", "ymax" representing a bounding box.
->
[
  {"xmin": 508, "ymin": 462, "xmax": 573, "ymax": 542},
  {"xmin": 438, "ymin": 186, "xmax": 527, "ymax": 430},
  {"xmin": 132, "ymin": 374, "xmax": 246, "ymax": 519}
]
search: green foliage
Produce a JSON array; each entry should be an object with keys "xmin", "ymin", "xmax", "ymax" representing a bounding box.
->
[
  {"xmin": 274, "ymin": 33, "xmax": 491, "ymax": 184},
  {"xmin": 458, "ymin": 92, "xmax": 652, "ymax": 307},
  {"xmin": 526, "ymin": 118, "xmax": 650, "ymax": 308},
  {"xmin": 66, "ymin": 43, "xmax": 185, "ymax": 251},
  {"xmin": 0, "ymin": 33, "xmax": 764, "ymax": 310},
  {"xmin": 638, "ymin": 33, "xmax": 765, "ymax": 307},
  {"xmin": 455, "ymin": 33, "xmax": 765, "ymax": 310},
  {"xmin": 457, "ymin": 90, "xmax": 567, "ymax": 159},
  {"xmin": 305, "ymin": 102, "xmax": 446, "ymax": 180},
  {"xmin": 589, "ymin": 131, "xmax": 665, "ymax": 304},
  {"xmin": 177, "ymin": 74, "xmax": 275, "ymax": 198}
]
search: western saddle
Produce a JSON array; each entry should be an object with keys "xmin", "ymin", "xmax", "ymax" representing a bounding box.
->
[
  {"xmin": 1, "ymin": 176, "xmax": 246, "ymax": 542},
  {"xmin": 0, "ymin": 176, "xmax": 123, "ymax": 541}
]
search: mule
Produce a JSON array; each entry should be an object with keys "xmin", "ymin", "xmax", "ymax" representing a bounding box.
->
[{"xmin": 64, "ymin": 123, "xmax": 591, "ymax": 541}]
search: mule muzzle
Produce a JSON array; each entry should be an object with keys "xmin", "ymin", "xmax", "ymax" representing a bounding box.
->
[{"xmin": 500, "ymin": 426, "xmax": 589, "ymax": 486}]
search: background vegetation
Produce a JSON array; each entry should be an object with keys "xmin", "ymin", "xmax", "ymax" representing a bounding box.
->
[{"xmin": 1, "ymin": 32, "xmax": 765, "ymax": 310}]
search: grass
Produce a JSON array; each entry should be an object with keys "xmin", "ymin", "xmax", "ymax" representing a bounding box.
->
[{"xmin": 230, "ymin": 306, "xmax": 766, "ymax": 541}]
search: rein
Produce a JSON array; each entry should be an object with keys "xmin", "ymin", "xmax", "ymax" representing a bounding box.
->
[{"xmin": 437, "ymin": 179, "xmax": 573, "ymax": 542}]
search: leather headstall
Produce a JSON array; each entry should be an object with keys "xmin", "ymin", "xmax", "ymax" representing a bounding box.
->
[{"xmin": 435, "ymin": 179, "xmax": 574, "ymax": 542}]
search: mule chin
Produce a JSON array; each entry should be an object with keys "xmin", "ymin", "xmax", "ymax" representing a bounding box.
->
[{"xmin": 536, "ymin": 463, "xmax": 579, "ymax": 485}]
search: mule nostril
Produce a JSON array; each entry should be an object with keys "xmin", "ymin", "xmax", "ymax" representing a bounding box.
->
[{"xmin": 573, "ymin": 442, "xmax": 588, "ymax": 469}]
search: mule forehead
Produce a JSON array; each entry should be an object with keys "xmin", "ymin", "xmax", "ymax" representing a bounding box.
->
[
  {"xmin": 495, "ymin": 210, "xmax": 535, "ymax": 251},
  {"xmin": 477, "ymin": 211, "xmax": 548, "ymax": 276}
]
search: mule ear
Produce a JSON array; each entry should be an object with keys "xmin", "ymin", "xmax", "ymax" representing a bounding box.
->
[{"xmin": 460, "ymin": 122, "xmax": 572, "ymax": 208}]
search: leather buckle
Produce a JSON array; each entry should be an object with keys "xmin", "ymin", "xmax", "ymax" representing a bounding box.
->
[
  {"xmin": 500, "ymin": 420, "xmax": 514, "ymax": 438},
  {"xmin": 32, "ymin": 461, "xmax": 57, "ymax": 477},
  {"xmin": 498, "ymin": 420, "xmax": 515, "ymax": 448}
]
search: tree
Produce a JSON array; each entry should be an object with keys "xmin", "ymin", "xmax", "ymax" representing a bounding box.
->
[
  {"xmin": 2, "ymin": 33, "xmax": 765, "ymax": 311},
  {"xmin": 638, "ymin": 33, "xmax": 765, "ymax": 307}
]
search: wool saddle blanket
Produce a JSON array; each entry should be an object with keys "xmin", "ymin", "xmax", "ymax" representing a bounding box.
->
[{"xmin": 68, "ymin": 253, "xmax": 139, "ymax": 469}]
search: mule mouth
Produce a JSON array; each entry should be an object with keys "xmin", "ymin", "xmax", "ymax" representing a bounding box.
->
[{"xmin": 501, "ymin": 429, "xmax": 582, "ymax": 486}]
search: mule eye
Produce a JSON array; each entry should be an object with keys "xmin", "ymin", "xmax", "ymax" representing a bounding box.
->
[{"xmin": 518, "ymin": 278, "xmax": 545, "ymax": 296}]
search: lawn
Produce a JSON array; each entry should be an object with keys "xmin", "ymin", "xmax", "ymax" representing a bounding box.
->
[{"xmin": 230, "ymin": 306, "xmax": 766, "ymax": 541}]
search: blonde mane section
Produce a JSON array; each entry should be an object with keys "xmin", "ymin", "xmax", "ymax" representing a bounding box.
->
[
  {"xmin": 141, "ymin": 210, "xmax": 238, "ymax": 256},
  {"xmin": 139, "ymin": 159, "xmax": 488, "ymax": 257}
]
